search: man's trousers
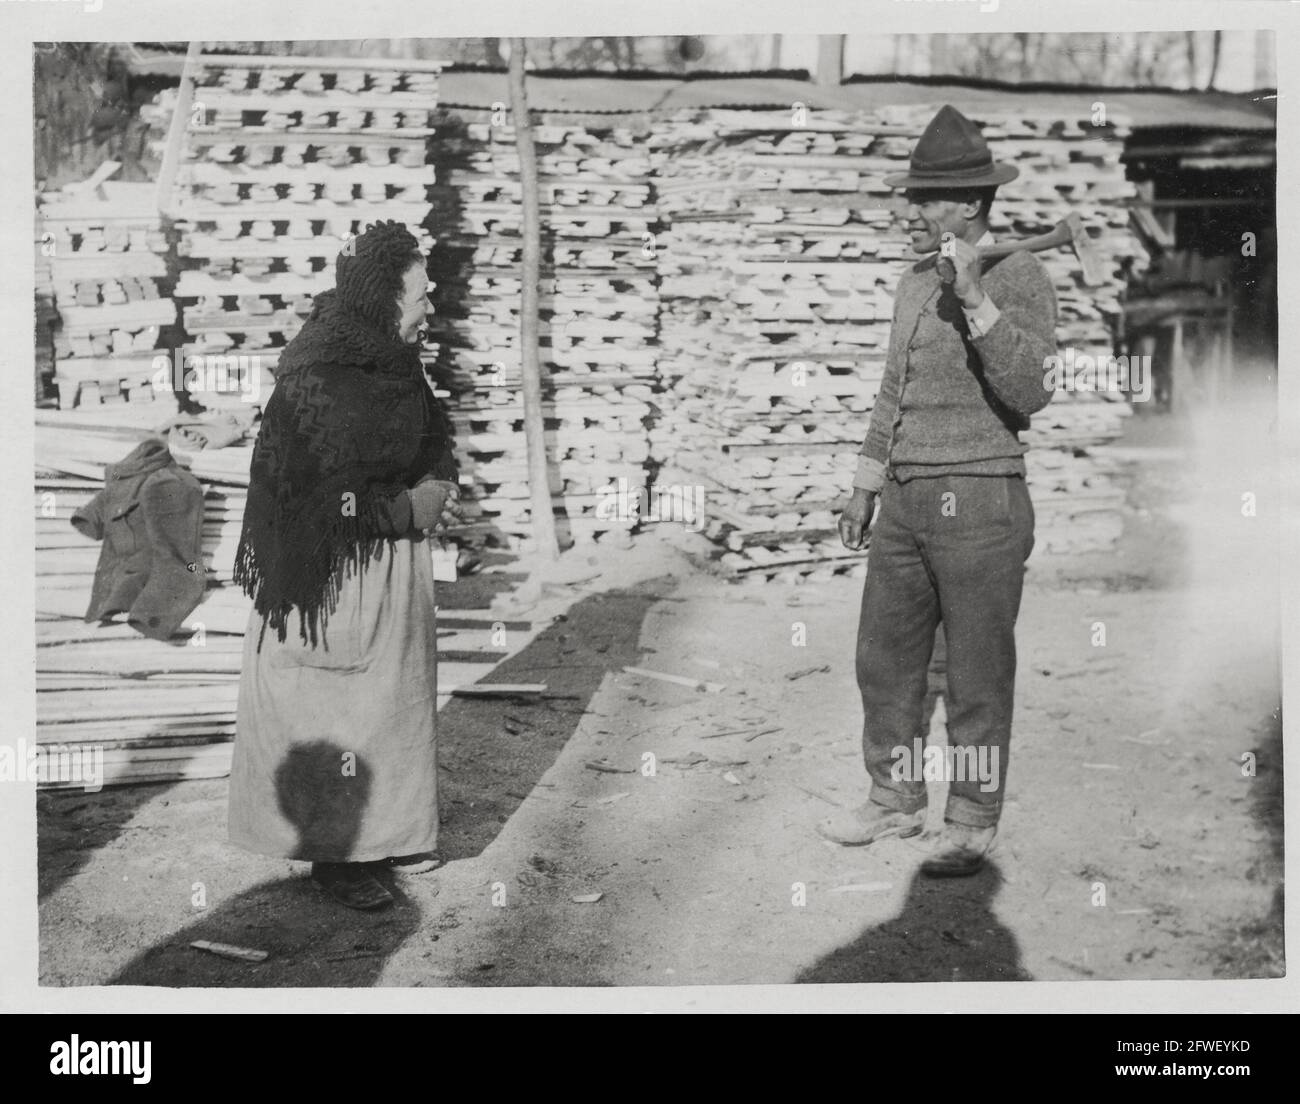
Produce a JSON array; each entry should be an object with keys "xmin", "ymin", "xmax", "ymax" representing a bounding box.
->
[{"xmin": 856, "ymin": 472, "xmax": 1035, "ymax": 829}]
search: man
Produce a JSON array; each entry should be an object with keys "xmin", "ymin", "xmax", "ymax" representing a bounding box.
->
[{"xmin": 818, "ymin": 105, "xmax": 1058, "ymax": 876}]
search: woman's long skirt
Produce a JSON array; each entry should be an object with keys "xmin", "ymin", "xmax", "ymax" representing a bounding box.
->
[{"xmin": 228, "ymin": 535, "xmax": 439, "ymax": 862}]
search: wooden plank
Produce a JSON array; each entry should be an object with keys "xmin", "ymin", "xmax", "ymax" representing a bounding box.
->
[
  {"xmin": 194, "ymin": 53, "xmax": 450, "ymax": 73},
  {"xmin": 157, "ymin": 41, "xmax": 204, "ymax": 218}
]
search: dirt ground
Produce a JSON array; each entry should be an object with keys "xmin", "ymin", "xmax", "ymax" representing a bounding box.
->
[{"xmin": 35, "ymin": 400, "xmax": 1284, "ymax": 990}]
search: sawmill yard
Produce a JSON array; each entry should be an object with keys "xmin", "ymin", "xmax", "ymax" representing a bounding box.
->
[
  {"xmin": 27, "ymin": 48, "xmax": 1280, "ymax": 993},
  {"xmin": 36, "ymin": 394, "xmax": 1283, "ymax": 988}
]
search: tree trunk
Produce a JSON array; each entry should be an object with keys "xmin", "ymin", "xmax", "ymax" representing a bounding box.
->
[
  {"xmin": 506, "ymin": 39, "xmax": 560, "ymax": 559},
  {"xmin": 1207, "ymin": 30, "xmax": 1223, "ymax": 90}
]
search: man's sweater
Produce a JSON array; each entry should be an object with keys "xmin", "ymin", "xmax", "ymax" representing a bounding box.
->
[{"xmin": 855, "ymin": 246, "xmax": 1058, "ymax": 489}]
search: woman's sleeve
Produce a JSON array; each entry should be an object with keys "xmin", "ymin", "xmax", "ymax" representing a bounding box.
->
[
  {"xmin": 428, "ymin": 393, "xmax": 460, "ymax": 483},
  {"xmin": 364, "ymin": 485, "xmax": 416, "ymax": 536}
]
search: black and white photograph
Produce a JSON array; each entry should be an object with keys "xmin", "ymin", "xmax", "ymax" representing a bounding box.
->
[{"xmin": 1, "ymin": 0, "xmax": 1294, "ymax": 1023}]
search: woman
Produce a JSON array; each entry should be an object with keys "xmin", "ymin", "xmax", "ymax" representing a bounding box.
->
[{"xmin": 230, "ymin": 221, "xmax": 461, "ymax": 910}]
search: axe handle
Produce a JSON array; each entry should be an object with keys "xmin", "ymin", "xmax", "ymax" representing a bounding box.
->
[
  {"xmin": 975, "ymin": 220, "xmax": 1073, "ymax": 259},
  {"xmin": 936, "ymin": 215, "xmax": 1097, "ymax": 283}
]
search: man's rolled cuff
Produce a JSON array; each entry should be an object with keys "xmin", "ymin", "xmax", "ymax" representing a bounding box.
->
[
  {"xmin": 852, "ymin": 455, "xmax": 887, "ymax": 493},
  {"xmin": 963, "ymin": 293, "xmax": 1001, "ymax": 338}
]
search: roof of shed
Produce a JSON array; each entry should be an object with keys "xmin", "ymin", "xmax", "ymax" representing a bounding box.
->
[
  {"xmin": 434, "ymin": 73, "xmax": 1276, "ymax": 131},
  {"xmin": 122, "ymin": 50, "xmax": 1276, "ymax": 132}
]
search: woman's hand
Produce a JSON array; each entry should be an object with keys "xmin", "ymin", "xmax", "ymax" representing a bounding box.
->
[{"xmin": 408, "ymin": 478, "xmax": 464, "ymax": 532}]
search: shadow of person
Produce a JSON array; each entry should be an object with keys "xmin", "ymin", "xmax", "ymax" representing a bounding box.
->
[
  {"xmin": 797, "ymin": 860, "xmax": 1030, "ymax": 983},
  {"xmin": 272, "ymin": 739, "xmax": 372, "ymax": 860},
  {"xmin": 109, "ymin": 741, "xmax": 421, "ymax": 987}
]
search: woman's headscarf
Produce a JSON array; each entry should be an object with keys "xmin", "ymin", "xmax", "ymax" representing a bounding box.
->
[{"xmin": 233, "ymin": 221, "xmax": 457, "ymax": 647}]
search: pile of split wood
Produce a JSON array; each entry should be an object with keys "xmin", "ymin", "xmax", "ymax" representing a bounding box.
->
[
  {"xmin": 157, "ymin": 55, "xmax": 445, "ymax": 410},
  {"xmin": 121, "ymin": 80, "xmax": 1144, "ymax": 573},
  {"xmin": 649, "ymin": 105, "xmax": 1144, "ymax": 580},
  {"xmin": 37, "ymin": 173, "xmax": 177, "ymax": 411},
  {"xmin": 427, "ymin": 118, "xmax": 660, "ymax": 551}
]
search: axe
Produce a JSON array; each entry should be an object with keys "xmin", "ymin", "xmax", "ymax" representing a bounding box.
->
[{"xmin": 936, "ymin": 213, "xmax": 1106, "ymax": 287}]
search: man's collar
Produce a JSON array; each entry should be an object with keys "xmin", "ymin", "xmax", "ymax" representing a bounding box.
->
[{"xmin": 976, "ymin": 229, "xmax": 995, "ymax": 247}]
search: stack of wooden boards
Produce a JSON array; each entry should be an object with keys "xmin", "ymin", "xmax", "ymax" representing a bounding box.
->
[
  {"xmin": 35, "ymin": 408, "xmax": 250, "ymax": 788},
  {"xmin": 37, "ymin": 180, "xmax": 177, "ymax": 411},
  {"xmin": 35, "ymin": 240, "xmax": 56, "ymax": 402},
  {"xmin": 35, "ymin": 409, "xmax": 540, "ymax": 790},
  {"xmin": 427, "ymin": 118, "xmax": 660, "ymax": 551},
  {"xmin": 648, "ymin": 106, "xmax": 1144, "ymax": 580},
  {"xmin": 136, "ymin": 78, "xmax": 1143, "ymax": 569},
  {"xmin": 160, "ymin": 55, "xmax": 446, "ymax": 409}
]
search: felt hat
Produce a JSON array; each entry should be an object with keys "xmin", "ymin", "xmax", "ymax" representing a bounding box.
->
[{"xmin": 882, "ymin": 105, "xmax": 1018, "ymax": 189}]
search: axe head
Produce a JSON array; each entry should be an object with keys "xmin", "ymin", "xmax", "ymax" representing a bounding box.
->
[{"xmin": 1063, "ymin": 213, "xmax": 1108, "ymax": 287}]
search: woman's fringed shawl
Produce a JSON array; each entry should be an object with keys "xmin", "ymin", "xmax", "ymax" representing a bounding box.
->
[{"xmin": 234, "ymin": 286, "xmax": 454, "ymax": 648}]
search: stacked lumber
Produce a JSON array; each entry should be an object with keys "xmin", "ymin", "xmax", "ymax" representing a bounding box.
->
[
  {"xmin": 648, "ymin": 106, "xmax": 1142, "ymax": 580},
  {"xmin": 35, "ymin": 410, "xmax": 246, "ymax": 788},
  {"xmin": 162, "ymin": 55, "xmax": 446, "ymax": 409},
  {"xmin": 35, "ymin": 413, "xmax": 538, "ymax": 789},
  {"xmin": 427, "ymin": 119, "xmax": 660, "ymax": 551},
  {"xmin": 36, "ymin": 413, "xmax": 251, "ymax": 587},
  {"xmin": 35, "ymin": 239, "xmax": 57, "ymax": 403},
  {"xmin": 37, "ymin": 179, "xmax": 177, "ymax": 410}
]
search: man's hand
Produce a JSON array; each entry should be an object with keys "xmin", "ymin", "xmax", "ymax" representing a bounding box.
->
[
  {"xmin": 939, "ymin": 234, "xmax": 985, "ymax": 309},
  {"xmin": 838, "ymin": 488, "xmax": 876, "ymax": 550}
]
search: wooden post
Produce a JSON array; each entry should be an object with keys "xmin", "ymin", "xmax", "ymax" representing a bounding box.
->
[
  {"xmin": 506, "ymin": 39, "xmax": 560, "ymax": 560},
  {"xmin": 155, "ymin": 41, "xmax": 203, "ymax": 218},
  {"xmin": 1170, "ymin": 317, "xmax": 1188, "ymax": 414},
  {"xmin": 815, "ymin": 35, "xmax": 845, "ymax": 87}
]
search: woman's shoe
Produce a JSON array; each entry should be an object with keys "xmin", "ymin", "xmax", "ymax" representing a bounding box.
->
[
  {"xmin": 386, "ymin": 852, "xmax": 443, "ymax": 875},
  {"xmin": 310, "ymin": 862, "xmax": 394, "ymax": 910}
]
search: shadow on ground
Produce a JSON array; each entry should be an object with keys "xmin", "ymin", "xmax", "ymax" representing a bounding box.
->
[
  {"xmin": 110, "ymin": 875, "xmax": 423, "ymax": 987},
  {"xmin": 796, "ymin": 861, "xmax": 1031, "ymax": 983},
  {"xmin": 1213, "ymin": 705, "xmax": 1284, "ymax": 978},
  {"xmin": 111, "ymin": 736, "xmax": 424, "ymax": 986},
  {"xmin": 99, "ymin": 582, "xmax": 663, "ymax": 986},
  {"xmin": 433, "ymin": 584, "xmax": 662, "ymax": 863},
  {"xmin": 38, "ymin": 782, "xmax": 180, "ymax": 902}
]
